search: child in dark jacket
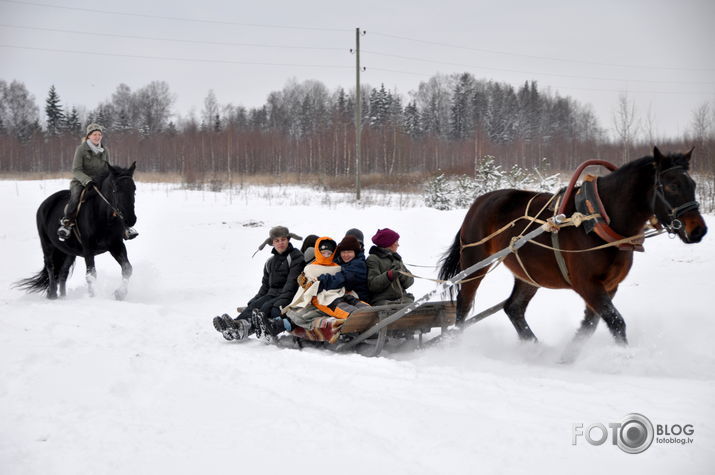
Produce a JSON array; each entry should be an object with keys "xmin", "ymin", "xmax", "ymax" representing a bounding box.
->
[{"xmin": 317, "ymin": 235, "xmax": 370, "ymax": 302}]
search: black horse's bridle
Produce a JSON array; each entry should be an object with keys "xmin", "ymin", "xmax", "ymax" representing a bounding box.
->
[
  {"xmin": 92, "ymin": 175, "xmax": 133, "ymax": 224},
  {"xmin": 653, "ymin": 166, "xmax": 700, "ymax": 233}
]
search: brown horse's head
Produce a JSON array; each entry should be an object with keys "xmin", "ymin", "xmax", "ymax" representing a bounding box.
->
[{"xmin": 653, "ymin": 147, "xmax": 707, "ymax": 243}]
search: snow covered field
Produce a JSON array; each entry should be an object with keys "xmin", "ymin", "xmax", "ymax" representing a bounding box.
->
[{"xmin": 1, "ymin": 179, "xmax": 713, "ymax": 474}]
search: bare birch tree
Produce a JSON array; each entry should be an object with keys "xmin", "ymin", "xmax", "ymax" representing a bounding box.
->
[{"xmin": 612, "ymin": 92, "xmax": 640, "ymax": 162}]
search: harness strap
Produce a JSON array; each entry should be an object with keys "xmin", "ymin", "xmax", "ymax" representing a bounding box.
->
[
  {"xmin": 551, "ymin": 230, "xmax": 572, "ymax": 286},
  {"xmin": 92, "ymin": 184, "xmax": 126, "ymax": 221},
  {"xmin": 577, "ymin": 175, "xmax": 644, "ymax": 252},
  {"xmin": 70, "ymin": 187, "xmax": 91, "ymax": 245}
]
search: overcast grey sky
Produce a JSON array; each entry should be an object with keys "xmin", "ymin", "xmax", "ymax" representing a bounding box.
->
[{"xmin": 2, "ymin": 0, "xmax": 714, "ymax": 139}]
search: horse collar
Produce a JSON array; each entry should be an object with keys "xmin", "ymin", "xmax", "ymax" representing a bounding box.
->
[{"xmin": 575, "ymin": 175, "xmax": 644, "ymax": 252}]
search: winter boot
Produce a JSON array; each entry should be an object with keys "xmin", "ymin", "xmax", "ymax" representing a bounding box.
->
[
  {"xmin": 250, "ymin": 309, "xmax": 264, "ymax": 340},
  {"xmin": 267, "ymin": 316, "xmax": 289, "ymax": 337},
  {"xmin": 213, "ymin": 314, "xmax": 233, "ymax": 341},
  {"xmin": 124, "ymin": 227, "xmax": 139, "ymax": 240},
  {"xmin": 57, "ymin": 218, "xmax": 73, "ymax": 241},
  {"xmin": 251, "ymin": 309, "xmax": 274, "ymax": 344},
  {"xmin": 226, "ymin": 315, "xmax": 252, "ymax": 341}
]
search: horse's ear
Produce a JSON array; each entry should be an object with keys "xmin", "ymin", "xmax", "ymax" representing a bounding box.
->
[
  {"xmin": 108, "ymin": 164, "xmax": 118, "ymax": 175},
  {"xmin": 685, "ymin": 146, "xmax": 695, "ymax": 160},
  {"xmin": 129, "ymin": 161, "xmax": 136, "ymax": 174},
  {"xmin": 653, "ymin": 146, "xmax": 664, "ymax": 168}
]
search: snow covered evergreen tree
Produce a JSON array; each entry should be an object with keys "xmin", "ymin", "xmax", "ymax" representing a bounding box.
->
[
  {"xmin": 403, "ymin": 100, "xmax": 421, "ymax": 138},
  {"xmin": 424, "ymin": 173, "xmax": 452, "ymax": 210},
  {"xmin": 474, "ymin": 155, "xmax": 503, "ymax": 194},
  {"xmin": 368, "ymin": 84, "xmax": 391, "ymax": 127},
  {"xmin": 449, "ymin": 73, "xmax": 474, "ymax": 140},
  {"xmin": 64, "ymin": 107, "xmax": 81, "ymax": 137},
  {"xmin": 452, "ymin": 174, "xmax": 480, "ymax": 208},
  {"xmin": 44, "ymin": 85, "xmax": 64, "ymax": 136}
]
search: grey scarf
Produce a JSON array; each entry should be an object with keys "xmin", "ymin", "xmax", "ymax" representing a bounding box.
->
[{"xmin": 86, "ymin": 140, "xmax": 104, "ymax": 155}]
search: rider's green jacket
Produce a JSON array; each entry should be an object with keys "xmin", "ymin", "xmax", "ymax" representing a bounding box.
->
[{"xmin": 71, "ymin": 141, "xmax": 110, "ymax": 187}]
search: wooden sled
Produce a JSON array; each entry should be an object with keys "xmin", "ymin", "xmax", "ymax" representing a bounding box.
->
[{"xmin": 335, "ymin": 301, "xmax": 456, "ymax": 356}]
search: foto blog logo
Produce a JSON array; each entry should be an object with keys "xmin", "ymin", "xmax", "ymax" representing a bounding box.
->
[{"xmin": 572, "ymin": 413, "xmax": 695, "ymax": 454}]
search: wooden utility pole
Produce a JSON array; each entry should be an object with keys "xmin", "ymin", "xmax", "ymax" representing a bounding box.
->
[{"xmin": 355, "ymin": 27, "xmax": 362, "ymax": 201}]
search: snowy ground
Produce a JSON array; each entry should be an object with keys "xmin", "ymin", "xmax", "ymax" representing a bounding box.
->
[{"xmin": 1, "ymin": 179, "xmax": 713, "ymax": 474}]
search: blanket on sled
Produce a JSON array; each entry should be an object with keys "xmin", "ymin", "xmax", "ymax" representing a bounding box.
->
[{"xmin": 290, "ymin": 316, "xmax": 345, "ymax": 344}]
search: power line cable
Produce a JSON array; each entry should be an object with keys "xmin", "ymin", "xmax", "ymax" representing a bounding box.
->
[
  {"xmin": 370, "ymin": 30, "xmax": 715, "ymax": 73},
  {"xmin": 362, "ymin": 50, "xmax": 715, "ymax": 86},
  {"xmin": 0, "ymin": 23, "xmax": 347, "ymax": 51},
  {"xmin": 0, "ymin": 0, "xmax": 351, "ymax": 32},
  {"xmin": 0, "ymin": 44, "xmax": 353, "ymax": 69}
]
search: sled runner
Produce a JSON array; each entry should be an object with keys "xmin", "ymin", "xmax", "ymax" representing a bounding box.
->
[{"xmin": 333, "ymin": 300, "xmax": 457, "ymax": 357}]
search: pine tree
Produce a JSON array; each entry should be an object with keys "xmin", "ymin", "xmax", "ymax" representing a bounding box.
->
[
  {"xmin": 453, "ymin": 174, "xmax": 479, "ymax": 208},
  {"xmin": 403, "ymin": 101, "xmax": 421, "ymax": 138},
  {"xmin": 486, "ymin": 83, "xmax": 518, "ymax": 143},
  {"xmin": 45, "ymin": 85, "xmax": 65, "ymax": 136},
  {"xmin": 424, "ymin": 173, "xmax": 452, "ymax": 210},
  {"xmin": 64, "ymin": 107, "xmax": 81, "ymax": 136},
  {"xmin": 472, "ymin": 86, "xmax": 488, "ymax": 131},
  {"xmin": 449, "ymin": 73, "xmax": 474, "ymax": 140},
  {"xmin": 474, "ymin": 155, "xmax": 503, "ymax": 194},
  {"xmin": 387, "ymin": 90, "xmax": 402, "ymax": 126}
]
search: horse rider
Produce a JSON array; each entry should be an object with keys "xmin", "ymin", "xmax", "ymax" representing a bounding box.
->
[{"xmin": 57, "ymin": 123, "xmax": 139, "ymax": 242}]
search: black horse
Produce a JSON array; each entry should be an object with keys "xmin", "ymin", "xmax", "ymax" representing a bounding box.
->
[
  {"xmin": 15, "ymin": 162, "xmax": 138, "ymax": 300},
  {"xmin": 439, "ymin": 148, "xmax": 707, "ymax": 352}
]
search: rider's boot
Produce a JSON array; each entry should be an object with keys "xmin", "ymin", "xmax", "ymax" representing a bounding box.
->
[{"xmin": 124, "ymin": 227, "xmax": 139, "ymax": 240}]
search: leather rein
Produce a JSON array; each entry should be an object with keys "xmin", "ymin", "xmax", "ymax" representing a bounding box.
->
[{"xmin": 91, "ymin": 175, "xmax": 132, "ymax": 224}]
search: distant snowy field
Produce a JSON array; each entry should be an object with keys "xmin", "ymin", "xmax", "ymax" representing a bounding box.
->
[{"xmin": 1, "ymin": 180, "xmax": 713, "ymax": 474}]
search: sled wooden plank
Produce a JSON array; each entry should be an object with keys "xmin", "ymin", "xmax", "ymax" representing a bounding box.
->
[{"xmin": 340, "ymin": 301, "xmax": 457, "ymax": 334}]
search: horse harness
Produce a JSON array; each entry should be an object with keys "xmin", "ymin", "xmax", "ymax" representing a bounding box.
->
[
  {"xmin": 548, "ymin": 162, "xmax": 700, "ymax": 287},
  {"xmin": 653, "ymin": 165, "xmax": 700, "ymax": 234}
]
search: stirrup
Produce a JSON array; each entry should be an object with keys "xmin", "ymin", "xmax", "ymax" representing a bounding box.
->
[{"xmin": 57, "ymin": 218, "xmax": 73, "ymax": 241}]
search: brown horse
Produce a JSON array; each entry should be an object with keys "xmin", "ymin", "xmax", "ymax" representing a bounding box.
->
[{"xmin": 438, "ymin": 147, "xmax": 707, "ymax": 347}]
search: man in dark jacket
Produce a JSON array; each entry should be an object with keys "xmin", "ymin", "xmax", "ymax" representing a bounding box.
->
[
  {"xmin": 213, "ymin": 226, "xmax": 305, "ymax": 341},
  {"xmin": 366, "ymin": 228, "xmax": 415, "ymax": 306},
  {"xmin": 317, "ymin": 234, "xmax": 370, "ymax": 302}
]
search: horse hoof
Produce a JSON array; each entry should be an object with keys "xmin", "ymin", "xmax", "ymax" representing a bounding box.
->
[
  {"xmin": 47, "ymin": 293, "xmax": 58, "ymax": 300},
  {"xmin": 114, "ymin": 288, "xmax": 127, "ymax": 301}
]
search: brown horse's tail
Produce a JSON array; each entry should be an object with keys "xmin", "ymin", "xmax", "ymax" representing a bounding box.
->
[{"xmin": 438, "ymin": 231, "xmax": 462, "ymax": 299}]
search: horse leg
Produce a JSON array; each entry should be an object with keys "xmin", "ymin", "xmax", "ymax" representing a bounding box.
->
[
  {"xmin": 573, "ymin": 288, "xmax": 617, "ymax": 341},
  {"xmin": 39, "ymin": 239, "xmax": 59, "ymax": 299},
  {"xmin": 560, "ymin": 306, "xmax": 600, "ymax": 364},
  {"xmin": 456, "ymin": 280, "xmax": 478, "ymax": 326},
  {"xmin": 58, "ymin": 254, "xmax": 76, "ymax": 297},
  {"xmin": 109, "ymin": 242, "xmax": 132, "ymax": 301},
  {"xmin": 84, "ymin": 255, "xmax": 97, "ymax": 297},
  {"xmin": 43, "ymin": 254, "xmax": 58, "ymax": 299},
  {"xmin": 503, "ymin": 278, "xmax": 539, "ymax": 342},
  {"xmin": 455, "ymin": 245, "xmax": 493, "ymax": 326},
  {"xmin": 578, "ymin": 286, "xmax": 627, "ymax": 345}
]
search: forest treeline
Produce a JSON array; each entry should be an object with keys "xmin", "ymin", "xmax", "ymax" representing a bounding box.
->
[{"xmin": 0, "ymin": 74, "xmax": 713, "ymax": 186}]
